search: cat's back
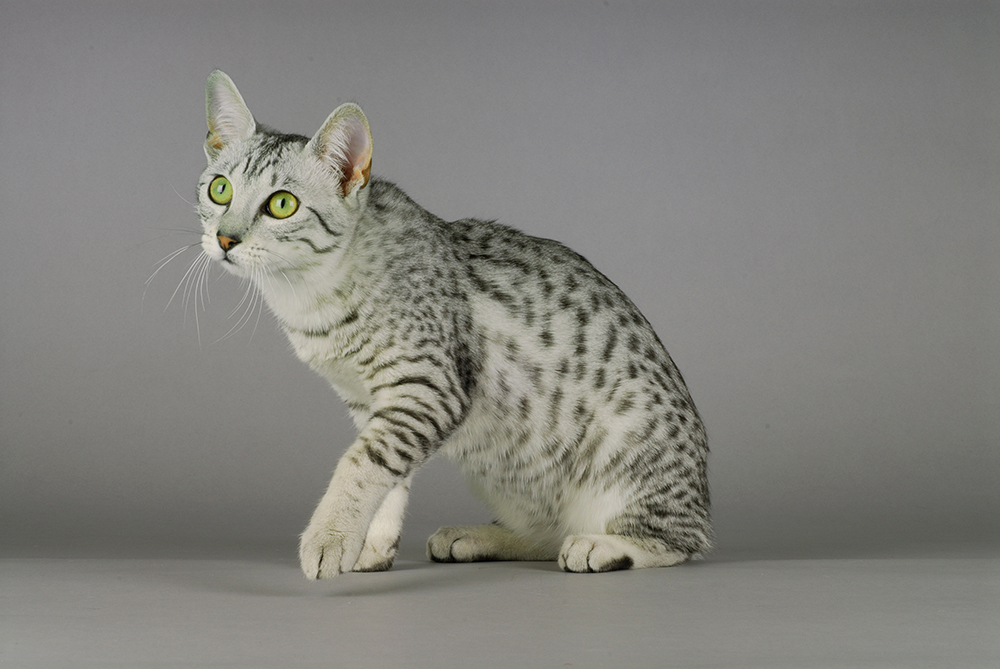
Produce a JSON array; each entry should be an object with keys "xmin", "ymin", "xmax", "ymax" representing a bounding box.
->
[
  {"xmin": 444, "ymin": 215, "xmax": 642, "ymax": 322},
  {"xmin": 364, "ymin": 180, "xmax": 696, "ymax": 416}
]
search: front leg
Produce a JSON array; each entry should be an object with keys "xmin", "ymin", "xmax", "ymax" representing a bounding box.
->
[
  {"xmin": 299, "ymin": 441, "xmax": 403, "ymax": 579},
  {"xmin": 353, "ymin": 477, "xmax": 412, "ymax": 572},
  {"xmin": 299, "ymin": 380, "xmax": 462, "ymax": 579}
]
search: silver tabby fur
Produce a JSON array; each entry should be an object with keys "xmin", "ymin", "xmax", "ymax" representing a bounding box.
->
[{"xmin": 197, "ymin": 71, "xmax": 711, "ymax": 578}]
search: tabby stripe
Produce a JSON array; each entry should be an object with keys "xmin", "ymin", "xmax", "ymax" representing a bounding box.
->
[
  {"xmin": 468, "ymin": 271, "xmax": 519, "ymax": 312},
  {"xmin": 362, "ymin": 441, "xmax": 406, "ymax": 477},
  {"xmin": 369, "ymin": 376, "xmax": 458, "ymax": 424},
  {"xmin": 307, "ymin": 207, "xmax": 341, "ymax": 238},
  {"xmin": 298, "ymin": 236, "xmax": 339, "ymax": 254},
  {"xmin": 290, "ymin": 326, "xmax": 331, "ymax": 338},
  {"xmin": 345, "ymin": 400, "xmax": 369, "ymax": 414},
  {"xmin": 467, "ymin": 271, "xmax": 492, "ymax": 294},
  {"xmin": 390, "ymin": 394, "xmax": 446, "ymax": 424},
  {"xmin": 364, "ymin": 353, "xmax": 447, "ymax": 380},
  {"xmin": 546, "ymin": 387, "xmax": 564, "ymax": 431},
  {"xmin": 370, "ymin": 375, "xmax": 443, "ymax": 396},
  {"xmin": 372, "ymin": 406, "xmax": 444, "ymax": 441},
  {"xmin": 288, "ymin": 307, "xmax": 358, "ymax": 338},
  {"xmin": 467, "ymin": 253, "xmax": 536, "ymax": 278},
  {"xmin": 601, "ymin": 324, "xmax": 619, "ymax": 362},
  {"xmin": 342, "ymin": 333, "xmax": 374, "ymax": 358},
  {"xmin": 393, "ymin": 447, "xmax": 415, "ymax": 463},
  {"xmin": 338, "ymin": 308, "xmax": 360, "ymax": 327},
  {"xmin": 274, "ymin": 233, "xmax": 337, "ymax": 254},
  {"xmin": 385, "ymin": 428, "xmax": 415, "ymax": 450}
]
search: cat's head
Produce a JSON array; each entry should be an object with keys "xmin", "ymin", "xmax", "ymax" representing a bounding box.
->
[{"xmin": 198, "ymin": 70, "xmax": 372, "ymax": 281}]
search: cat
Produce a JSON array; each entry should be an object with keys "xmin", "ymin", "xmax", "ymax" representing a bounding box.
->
[{"xmin": 197, "ymin": 70, "xmax": 711, "ymax": 578}]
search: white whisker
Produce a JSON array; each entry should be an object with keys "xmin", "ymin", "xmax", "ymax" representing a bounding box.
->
[
  {"xmin": 166, "ymin": 251, "xmax": 209, "ymax": 314},
  {"xmin": 249, "ymin": 272, "xmax": 267, "ymax": 342},
  {"xmin": 228, "ymin": 274, "xmax": 257, "ymax": 319},
  {"xmin": 251, "ymin": 267, "xmax": 288, "ymax": 342},
  {"xmin": 186, "ymin": 254, "xmax": 213, "ymax": 347},
  {"xmin": 143, "ymin": 244, "xmax": 200, "ymax": 311},
  {"xmin": 171, "ymin": 184, "xmax": 198, "ymax": 209},
  {"xmin": 214, "ymin": 269, "xmax": 262, "ymax": 345},
  {"xmin": 278, "ymin": 269, "xmax": 299, "ymax": 302}
]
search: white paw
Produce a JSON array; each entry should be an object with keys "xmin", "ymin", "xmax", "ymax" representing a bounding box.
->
[
  {"xmin": 427, "ymin": 526, "xmax": 487, "ymax": 562},
  {"xmin": 352, "ymin": 535, "xmax": 400, "ymax": 572},
  {"xmin": 558, "ymin": 534, "xmax": 636, "ymax": 573},
  {"xmin": 299, "ymin": 523, "xmax": 365, "ymax": 580}
]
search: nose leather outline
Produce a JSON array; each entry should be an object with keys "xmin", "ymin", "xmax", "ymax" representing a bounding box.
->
[{"xmin": 217, "ymin": 234, "xmax": 239, "ymax": 251}]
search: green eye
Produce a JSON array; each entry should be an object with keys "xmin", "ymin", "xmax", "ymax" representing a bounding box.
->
[
  {"xmin": 208, "ymin": 176, "xmax": 232, "ymax": 205},
  {"xmin": 267, "ymin": 191, "xmax": 299, "ymax": 219}
]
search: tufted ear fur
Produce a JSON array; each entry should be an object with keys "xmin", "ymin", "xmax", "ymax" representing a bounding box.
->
[
  {"xmin": 205, "ymin": 70, "xmax": 256, "ymax": 159},
  {"xmin": 308, "ymin": 103, "xmax": 373, "ymax": 197}
]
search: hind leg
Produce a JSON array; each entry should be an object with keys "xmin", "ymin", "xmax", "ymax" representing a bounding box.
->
[
  {"xmin": 558, "ymin": 534, "xmax": 690, "ymax": 573},
  {"xmin": 427, "ymin": 524, "xmax": 555, "ymax": 563}
]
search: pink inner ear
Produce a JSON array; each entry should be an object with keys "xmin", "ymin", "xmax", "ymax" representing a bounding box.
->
[
  {"xmin": 331, "ymin": 116, "xmax": 371, "ymax": 194},
  {"xmin": 312, "ymin": 106, "xmax": 373, "ymax": 195},
  {"xmin": 341, "ymin": 117, "xmax": 371, "ymax": 167}
]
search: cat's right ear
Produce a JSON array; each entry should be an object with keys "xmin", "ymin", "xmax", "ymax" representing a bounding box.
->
[{"xmin": 205, "ymin": 70, "xmax": 256, "ymax": 159}]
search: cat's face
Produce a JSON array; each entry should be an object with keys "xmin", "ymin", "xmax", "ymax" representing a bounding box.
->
[
  {"xmin": 198, "ymin": 71, "xmax": 373, "ymax": 283},
  {"xmin": 198, "ymin": 132, "xmax": 339, "ymax": 278}
]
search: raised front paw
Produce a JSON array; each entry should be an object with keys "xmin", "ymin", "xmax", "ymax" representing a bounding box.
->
[{"xmin": 299, "ymin": 524, "xmax": 365, "ymax": 580}]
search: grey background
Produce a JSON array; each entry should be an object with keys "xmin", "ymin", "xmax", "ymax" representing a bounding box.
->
[{"xmin": 1, "ymin": 0, "xmax": 997, "ymax": 560}]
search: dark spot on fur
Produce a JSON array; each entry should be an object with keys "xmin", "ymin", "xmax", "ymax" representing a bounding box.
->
[{"xmin": 599, "ymin": 555, "xmax": 634, "ymax": 572}]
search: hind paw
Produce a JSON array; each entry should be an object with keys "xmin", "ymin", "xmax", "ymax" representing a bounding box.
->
[
  {"xmin": 558, "ymin": 535, "xmax": 635, "ymax": 572},
  {"xmin": 558, "ymin": 534, "xmax": 689, "ymax": 572}
]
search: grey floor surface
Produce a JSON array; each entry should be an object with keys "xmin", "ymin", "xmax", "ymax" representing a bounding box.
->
[{"xmin": 2, "ymin": 543, "xmax": 998, "ymax": 669}]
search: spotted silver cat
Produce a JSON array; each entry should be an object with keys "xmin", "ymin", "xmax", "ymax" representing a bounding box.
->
[{"xmin": 197, "ymin": 70, "xmax": 711, "ymax": 578}]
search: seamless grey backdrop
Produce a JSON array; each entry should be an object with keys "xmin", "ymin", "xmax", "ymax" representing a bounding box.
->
[{"xmin": 1, "ymin": 0, "xmax": 997, "ymax": 558}]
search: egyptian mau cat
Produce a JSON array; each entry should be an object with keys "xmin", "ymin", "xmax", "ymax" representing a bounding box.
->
[{"xmin": 198, "ymin": 70, "xmax": 711, "ymax": 578}]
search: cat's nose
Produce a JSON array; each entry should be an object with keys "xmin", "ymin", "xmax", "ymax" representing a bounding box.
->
[{"xmin": 217, "ymin": 234, "xmax": 240, "ymax": 251}]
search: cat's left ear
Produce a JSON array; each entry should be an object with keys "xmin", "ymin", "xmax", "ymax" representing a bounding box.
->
[
  {"xmin": 205, "ymin": 70, "xmax": 256, "ymax": 159},
  {"xmin": 308, "ymin": 103, "xmax": 373, "ymax": 198}
]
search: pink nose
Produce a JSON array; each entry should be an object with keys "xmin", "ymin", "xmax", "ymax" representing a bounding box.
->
[{"xmin": 217, "ymin": 235, "xmax": 239, "ymax": 251}]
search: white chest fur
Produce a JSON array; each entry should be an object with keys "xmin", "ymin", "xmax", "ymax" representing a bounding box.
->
[{"xmin": 285, "ymin": 331, "xmax": 370, "ymax": 409}]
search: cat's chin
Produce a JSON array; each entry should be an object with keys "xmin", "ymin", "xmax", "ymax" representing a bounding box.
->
[{"xmin": 218, "ymin": 259, "xmax": 245, "ymax": 275}]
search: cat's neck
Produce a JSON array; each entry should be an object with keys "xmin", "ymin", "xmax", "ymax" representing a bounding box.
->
[{"xmin": 256, "ymin": 241, "xmax": 360, "ymax": 336}]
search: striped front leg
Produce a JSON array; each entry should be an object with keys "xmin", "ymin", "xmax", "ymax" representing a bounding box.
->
[
  {"xmin": 298, "ymin": 439, "xmax": 405, "ymax": 579},
  {"xmin": 298, "ymin": 375, "xmax": 464, "ymax": 579}
]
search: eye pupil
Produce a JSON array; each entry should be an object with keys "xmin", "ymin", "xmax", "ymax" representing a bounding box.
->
[
  {"xmin": 268, "ymin": 191, "xmax": 298, "ymax": 219},
  {"xmin": 208, "ymin": 176, "xmax": 232, "ymax": 205}
]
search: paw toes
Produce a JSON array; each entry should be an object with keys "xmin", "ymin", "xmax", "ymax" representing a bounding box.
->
[
  {"xmin": 299, "ymin": 528, "xmax": 365, "ymax": 579},
  {"xmin": 427, "ymin": 527, "xmax": 464, "ymax": 562},
  {"xmin": 559, "ymin": 535, "xmax": 635, "ymax": 573},
  {"xmin": 353, "ymin": 537, "xmax": 400, "ymax": 572},
  {"xmin": 427, "ymin": 526, "xmax": 496, "ymax": 563}
]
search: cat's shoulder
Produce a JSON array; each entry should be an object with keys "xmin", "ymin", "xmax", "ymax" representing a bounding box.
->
[
  {"xmin": 446, "ymin": 214, "xmax": 581, "ymax": 265},
  {"xmin": 364, "ymin": 178, "xmax": 594, "ymax": 277}
]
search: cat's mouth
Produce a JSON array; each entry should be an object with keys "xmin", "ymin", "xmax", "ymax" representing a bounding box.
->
[{"xmin": 202, "ymin": 235, "xmax": 241, "ymax": 271}]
